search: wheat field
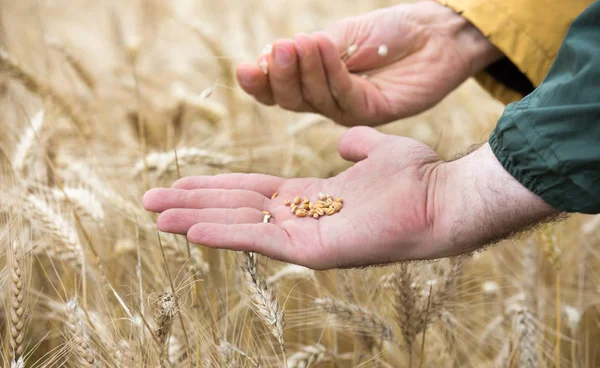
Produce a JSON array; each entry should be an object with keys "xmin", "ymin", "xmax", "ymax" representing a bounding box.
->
[{"xmin": 0, "ymin": 0, "xmax": 599, "ymax": 367}]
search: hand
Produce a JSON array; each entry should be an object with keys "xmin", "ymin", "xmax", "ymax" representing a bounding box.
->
[
  {"xmin": 142, "ymin": 127, "xmax": 445, "ymax": 269},
  {"xmin": 143, "ymin": 127, "xmax": 560, "ymax": 270},
  {"xmin": 236, "ymin": 1, "xmax": 502, "ymax": 126}
]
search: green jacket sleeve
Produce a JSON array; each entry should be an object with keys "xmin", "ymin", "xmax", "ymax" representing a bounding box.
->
[{"xmin": 488, "ymin": 0, "xmax": 600, "ymax": 214}]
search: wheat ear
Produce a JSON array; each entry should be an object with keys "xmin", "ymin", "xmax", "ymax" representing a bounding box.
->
[
  {"xmin": 315, "ymin": 297, "xmax": 397, "ymax": 345},
  {"xmin": 512, "ymin": 307, "xmax": 538, "ymax": 368},
  {"xmin": 52, "ymin": 186, "xmax": 105, "ymax": 223},
  {"xmin": 154, "ymin": 292, "xmax": 177, "ymax": 368},
  {"xmin": 47, "ymin": 39, "xmax": 96, "ymax": 90},
  {"xmin": 12, "ymin": 109, "xmax": 45, "ymax": 174},
  {"xmin": 241, "ymin": 252, "xmax": 286, "ymax": 363},
  {"xmin": 266, "ymin": 264, "xmax": 314, "ymax": 285},
  {"xmin": 393, "ymin": 264, "xmax": 419, "ymax": 351},
  {"xmin": 133, "ymin": 147, "xmax": 238, "ymax": 178},
  {"xmin": 23, "ymin": 194, "xmax": 84, "ymax": 268},
  {"xmin": 0, "ymin": 48, "xmax": 90, "ymax": 136},
  {"xmin": 288, "ymin": 344, "xmax": 327, "ymax": 368},
  {"xmin": 9, "ymin": 240, "xmax": 27, "ymax": 365},
  {"xmin": 64, "ymin": 298, "xmax": 96, "ymax": 367}
]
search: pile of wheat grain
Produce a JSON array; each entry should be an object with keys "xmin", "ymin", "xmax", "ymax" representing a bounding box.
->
[{"xmin": 0, "ymin": 0, "xmax": 599, "ymax": 367}]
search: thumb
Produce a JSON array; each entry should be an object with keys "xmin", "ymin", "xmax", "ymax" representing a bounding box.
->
[{"xmin": 338, "ymin": 126, "xmax": 386, "ymax": 162}]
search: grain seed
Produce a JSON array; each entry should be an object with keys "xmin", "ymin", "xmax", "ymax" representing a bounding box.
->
[
  {"xmin": 259, "ymin": 59, "xmax": 269, "ymax": 74},
  {"xmin": 317, "ymin": 192, "xmax": 326, "ymax": 201},
  {"xmin": 284, "ymin": 199, "xmax": 291, "ymax": 206},
  {"xmin": 295, "ymin": 209, "xmax": 308, "ymax": 217},
  {"xmin": 271, "ymin": 192, "xmax": 279, "ymax": 200},
  {"xmin": 313, "ymin": 213, "xmax": 319, "ymax": 219},
  {"xmin": 347, "ymin": 44, "xmax": 358, "ymax": 57},
  {"xmin": 291, "ymin": 205, "xmax": 298, "ymax": 213}
]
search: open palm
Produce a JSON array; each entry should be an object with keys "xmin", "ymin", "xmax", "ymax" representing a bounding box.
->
[
  {"xmin": 143, "ymin": 127, "xmax": 444, "ymax": 269},
  {"xmin": 236, "ymin": 1, "xmax": 497, "ymax": 126}
]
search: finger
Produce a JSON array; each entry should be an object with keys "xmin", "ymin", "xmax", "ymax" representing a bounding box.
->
[
  {"xmin": 142, "ymin": 188, "xmax": 266, "ymax": 213},
  {"xmin": 157, "ymin": 208, "xmax": 264, "ymax": 234},
  {"xmin": 313, "ymin": 32, "xmax": 365, "ymax": 116},
  {"xmin": 236, "ymin": 62, "xmax": 268, "ymax": 96},
  {"xmin": 171, "ymin": 173, "xmax": 285, "ymax": 197},
  {"xmin": 237, "ymin": 61, "xmax": 275, "ymax": 106},
  {"xmin": 294, "ymin": 33, "xmax": 340, "ymax": 118},
  {"xmin": 338, "ymin": 126, "xmax": 386, "ymax": 162},
  {"xmin": 269, "ymin": 39, "xmax": 312, "ymax": 112},
  {"xmin": 187, "ymin": 223, "xmax": 292, "ymax": 262}
]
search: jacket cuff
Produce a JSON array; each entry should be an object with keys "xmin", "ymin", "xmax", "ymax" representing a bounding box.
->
[
  {"xmin": 436, "ymin": 0, "xmax": 554, "ymax": 104},
  {"xmin": 489, "ymin": 100, "xmax": 600, "ymax": 214}
]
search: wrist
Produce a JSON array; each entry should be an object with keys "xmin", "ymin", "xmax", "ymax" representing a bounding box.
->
[
  {"xmin": 419, "ymin": 1, "xmax": 504, "ymax": 74},
  {"xmin": 430, "ymin": 143, "xmax": 560, "ymax": 256}
]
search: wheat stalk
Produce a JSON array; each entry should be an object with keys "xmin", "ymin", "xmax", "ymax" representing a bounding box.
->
[
  {"xmin": 315, "ymin": 297, "xmax": 397, "ymax": 345},
  {"xmin": 64, "ymin": 298, "xmax": 97, "ymax": 367},
  {"xmin": 241, "ymin": 252, "xmax": 286, "ymax": 363},
  {"xmin": 9, "ymin": 240, "xmax": 27, "ymax": 365}
]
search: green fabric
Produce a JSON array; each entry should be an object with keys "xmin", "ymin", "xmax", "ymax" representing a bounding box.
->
[{"xmin": 489, "ymin": 0, "xmax": 600, "ymax": 214}]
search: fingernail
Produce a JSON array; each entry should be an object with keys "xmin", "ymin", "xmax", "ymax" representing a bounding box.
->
[{"xmin": 274, "ymin": 45, "xmax": 291, "ymax": 66}]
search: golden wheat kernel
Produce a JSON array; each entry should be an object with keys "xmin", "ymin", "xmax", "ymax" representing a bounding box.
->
[
  {"xmin": 332, "ymin": 202, "xmax": 343, "ymax": 212},
  {"xmin": 271, "ymin": 192, "xmax": 279, "ymax": 200},
  {"xmin": 335, "ymin": 197, "xmax": 343, "ymax": 203},
  {"xmin": 309, "ymin": 208, "xmax": 316, "ymax": 216},
  {"xmin": 293, "ymin": 196, "xmax": 301, "ymax": 205},
  {"xmin": 291, "ymin": 204, "xmax": 298, "ymax": 213},
  {"xmin": 317, "ymin": 208, "xmax": 325, "ymax": 216},
  {"xmin": 284, "ymin": 199, "xmax": 291, "ymax": 206},
  {"xmin": 313, "ymin": 213, "xmax": 319, "ymax": 219},
  {"xmin": 317, "ymin": 192, "xmax": 326, "ymax": 200},
  {"xmin": 326, "ymin": 207, "xmax": 336, "ymax": 215},
  {"xmin": 259, "ymin": 59, "xmax": 269, "ymax": 74},
  {"xmin": 295, "ymin": 209, "xmax": 308, "ymax": 217},
  {"xmin": 262, "ymin": 210, "xmax": 270, "ymax": 215},
  {"xmin": 302, "ymin": 199, "xmax": 310, "ymax": 206},
  {"xmin": 326, "ymin": 198, "xmax": 334, "ymax": 205}
]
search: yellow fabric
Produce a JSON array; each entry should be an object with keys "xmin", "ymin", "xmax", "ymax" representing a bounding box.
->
[{"xmin": 436, "ymin": 0, "xmax": 594, "ymax": 104}]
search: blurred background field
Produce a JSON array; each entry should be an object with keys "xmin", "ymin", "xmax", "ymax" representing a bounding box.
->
[{"xmin": 0, "ymin": 0, "xmax": 599, "ymax": 366}]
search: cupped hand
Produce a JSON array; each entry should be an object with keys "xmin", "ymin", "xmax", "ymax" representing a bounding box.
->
[
  {"xmin": 142, "ymin": 127, "xmax": 447, "ymax": 270},
  {"xmin": 236, "ymin": 1, "xmax": 501, "ymax": 127}
]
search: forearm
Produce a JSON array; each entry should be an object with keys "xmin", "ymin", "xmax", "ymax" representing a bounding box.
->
[{"xmin": 432, "ymin": 143, "xmax": 560, "ymax": 256}]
